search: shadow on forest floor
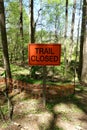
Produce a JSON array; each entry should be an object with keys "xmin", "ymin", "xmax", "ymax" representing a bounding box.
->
[
  {"xmin": 0, "ymin": 84, "xmax": 87, "ymax": 130},
  {"xmin": 0, "ymin": 66, "xmax": 87, "ymax": 130}
]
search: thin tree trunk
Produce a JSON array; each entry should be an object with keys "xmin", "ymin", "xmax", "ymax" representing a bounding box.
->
[
  {"xmin": 29, "ymin": 0, "xmax": 36, "ymax": 78},
  {"xmin": 54, "ymin": 15, "xmax": 58, "ymax": 43},
  {"xmin": 4, "ymin": 71, "xmax": 14, "ymax": 120},
  {"xmin": 30, "ymin": 0, "xmax": 35, "ymax": 43},
  {"xmin": 54, "ymin": 6, "xmax": 58, "ymax": 43},
  {"xmin": 74, "ymin": 0, "xmax": 82, "ymax": 82},
  {"xmin": 68, "ymin": 0, "xmax": 76, "ymax": 64},
  {"xmin": 79, "ymin": 0, "xmax": 87, "ymax": 82},
  {"xmin": 75, "ymin": 0, "xmax": 82, "ymax": 62},
  {"xmin": 0, "ymin": 0, "xmax": 11, "ymax": 79},
  {"xmin": 19, "ymin": 0, "xmax": 24, "ymax": 62},
  {"xmin": 64, "ymin": 0, "xmax": 68, "ymax": 76}
]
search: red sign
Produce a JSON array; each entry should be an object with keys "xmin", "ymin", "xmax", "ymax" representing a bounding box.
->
[{"xmin": 28, "ymin": 44, "xmax": 61, "ymax": 66}]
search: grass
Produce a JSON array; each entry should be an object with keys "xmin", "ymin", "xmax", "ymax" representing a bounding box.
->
[
  {"xmin": 11, "ymin": 64, "xmax": 29, "ymax": 76},
  {"xmin": 0, "ymin": 64, "xmax": 87, "ymax": 130},
  {"xmin": 10, "ymin": 64, "xmax": 75, "ymax": 84},
  {"xmin": 1, "ymin": 122, "xmax": 9, "ymax": 129},
  {"xmin": 46, "ymin": 102, "xmax": 56, "ymax": 113},
  {"xmin": 75, "ymin": 84, "xmax": 84, "ymax": 92},
  {"xmin": 46, "ymin": 91, "xmax": 85, "ymax": 114},
  {"xmin": 0, "ymin": 104, "xmax": 8, "ymax": 115},
  {"xmin": 54, "ymin": 126, "xmax": 64, "ymax": 130}
]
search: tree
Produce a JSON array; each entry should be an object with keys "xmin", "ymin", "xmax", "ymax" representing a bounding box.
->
[
  {"xmin": 0, "ymin": 1, "xmax": 14, "ymax": 120},
  {"xmin": 19, "ymin": 0, "xmax": 24, "ymax": 62},
  {"xmin": 29, "ymin": 0, "xmax": 35, "ymax": 43},
  {"xmin": 68, "ymin": 0, "xmax": 76, "ymax": 64},
  {"xmin": 64, "ymin": 0, "xmax": 68, "ymax": 76},
  {"xmin": 6, "ymin": 1, "xmax": 29, "ymax": 63},
  {"xmin": 19, "ymin": 0, "xmax": 23, "ymax": 39},
  {"xmin": 0, "ymin": 0, "xmax": 11, "ymax": 78},
  {"xmin": 41, "ymin": 1, "xmax": 65, "ymax": 42},
  {"xmin": 79, "ymin": 0, "xmax": 87, "ymax": 83}
]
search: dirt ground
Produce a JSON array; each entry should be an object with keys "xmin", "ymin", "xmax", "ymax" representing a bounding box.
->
[
  {"xmin": 0, "ymin": 85, "xmax": 87, "ymax": 130},
  {"xmin": 0, "ymin": 66, "xmax": 87, "ymax": 130}
]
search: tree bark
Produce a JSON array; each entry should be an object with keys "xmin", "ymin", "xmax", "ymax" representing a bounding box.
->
[
  {"xmin": 30, "ymin": 0, "xmax": 35, "ymax": 43},
  {"xmin": 79, "ymin": 0, "xmax": 87, "ymax": 83},
  {"xmin": 75, "ymin": 0, "xmax": 82, "ymax": 63},
  {"xmin": 64, "ymin": 0, "xmax": 68, "ymax": 76},
  {"xmin": 19, "ymin": 0, "xmax": 24, "ymax": 62},
  {"xmin": 68, "ymin": 0, "xmax": 76, "ymax": 64},
  {"xmin": 0, "ymin": 0, "xmax": 11, "ymax": 78},
  {"xmin": 19, "ymin": 0, "xmax": 23, "ymax": 39}
]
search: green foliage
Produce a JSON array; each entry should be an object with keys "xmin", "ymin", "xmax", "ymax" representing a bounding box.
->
[
  {"xmin": 0, "ymin": 71, "xmax": 5, "ymax": 77},
  {"xmin": 75, "ymin": 84, "xmax": 84, "ymax": 92},
  {"xmin": 40, "ymin": 0, "xmax": 65, "ymax": 42},
  {"xmin": 45, "ymin": 0, "xmax": 63, "ymax": 4},
  {"xmin": 5, "ymin": 1, "xmax": 29, "ymax": 63},
  {"xmin": 6, "ymin": 1, "xmax": 29, "ymax": 37},
  {"xmin": 44, "ymin": 0, "xmax": 73, "ymax": 6},
  {"xmin": 54, "ymin": 127, "xmax": 64, "ymax": 130},
  {"xmin": 36, "ymin": 30, "xmax": 49, "ymax": 43},
  {"xmin": 1, "ymin": 105, "xmax": 8, "ymax": 115}
]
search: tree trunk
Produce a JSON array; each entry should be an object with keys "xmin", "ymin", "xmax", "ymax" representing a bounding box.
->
[
  {"xmin": 19, "ymin": 0, "xmax": 24, "ymax": 62},
  {"xmin": 29, "ymin": 0, "xmax": 36, "ymax": 78},
  {"xmin": 75, "ymin": 0, "xmax": 82, "ymax": 63},
  {"xmin": 64, "ymin": 0, "xmax": 68, "ymax": 76},
  {"xmin": 0, "ymin": 0, "xmax": 11, "ymax": 78},
  {"xmin": 79, "ymin": 0, "xmax": 87, "ymax": 83},
  {"xmin": 30, "ymin": 0, "xmax": 35, "ymax": 43},
  {"xmin": 68, "ymin": 0, "xmax": 76, "ymax": 64}
]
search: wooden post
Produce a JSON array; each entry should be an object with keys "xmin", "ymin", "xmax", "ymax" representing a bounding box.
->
[{"xmin": 42, "ymin": 66, "xmax": 46, "ymax": 107}]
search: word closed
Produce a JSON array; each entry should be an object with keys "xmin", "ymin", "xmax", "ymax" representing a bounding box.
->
[{"xmin": 28, "ymin": 44, "xmax": 61, "ymax": 66}]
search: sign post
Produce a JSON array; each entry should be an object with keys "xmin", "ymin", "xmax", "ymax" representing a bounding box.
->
[
  {"xmin": 28, "ymin": 44, "xmax": 61, "ymax": 107},
  {"xmin": 43, "ymin": 66, "xmax": 46, "ymax": 107}
]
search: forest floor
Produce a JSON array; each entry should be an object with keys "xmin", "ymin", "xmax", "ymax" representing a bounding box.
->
[
  {"xmin": 0, "ymin": 67, "xmax": 87, "ymax": 130},
  {"xmin": 0, "ymin": 83, "xmax": 87, "ymax": 130}
]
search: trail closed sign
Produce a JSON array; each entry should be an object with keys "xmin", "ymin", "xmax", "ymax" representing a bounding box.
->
[{"xmin": 28, "ymin": 44, "xmax": 61, "ymax": 66}]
